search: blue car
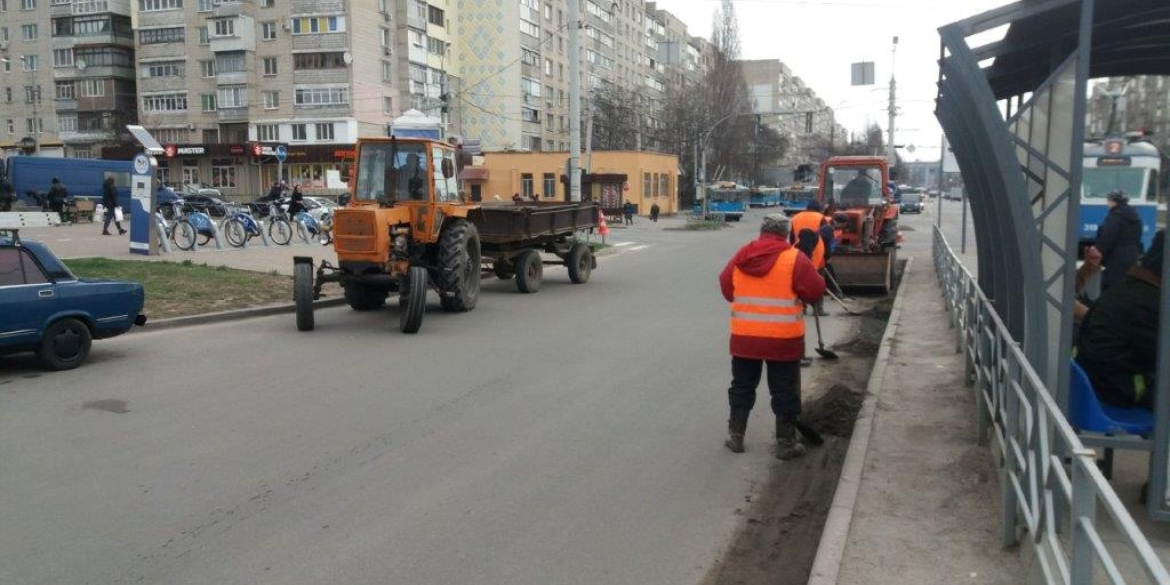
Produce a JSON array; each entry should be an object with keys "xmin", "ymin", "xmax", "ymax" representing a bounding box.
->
[{"xmin": 0, "ymin": 231, "xmax": 145, "ymax": 370}]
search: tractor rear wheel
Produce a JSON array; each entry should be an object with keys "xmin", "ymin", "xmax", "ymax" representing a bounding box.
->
[
  {"xmin": 515, "ymin": 250, "xmax": 543, "ymax": 293},
  {"xmin": 400, "ymin": 266, "xmax": 428, "ymax": 334},
  {"xmin": 345, "ymin": 284, "xmax": 386, "ymax": 311},
  {"xmin": 438, "ymin": 219, "xmax": 482, "ymax": 312}
]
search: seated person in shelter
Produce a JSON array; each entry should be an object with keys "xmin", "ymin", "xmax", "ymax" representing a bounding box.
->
[
  {"xmin": 839, "ymin": 169, "xmax": 873, "ymax": 208},
  {"xmin": 1076, "ymin": 229, "xmax": 1164, "ymax": 409}
]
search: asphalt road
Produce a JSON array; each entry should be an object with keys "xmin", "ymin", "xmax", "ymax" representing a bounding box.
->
[{"xmin": 0, "ymin": 211, "xmax": 867, "ymax": 585}]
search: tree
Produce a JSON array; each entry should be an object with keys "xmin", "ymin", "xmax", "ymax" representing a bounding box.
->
[
  {"xmin": 743, "ymin": 124, "xmax": 789, "ymax": 186},
  {"xmin": 705, "ymin": 0, "xmax": 755, "ymax": 183},
  {"xmin": 588, "ymin": 83, "xmax": 639, "ymax": 151}
]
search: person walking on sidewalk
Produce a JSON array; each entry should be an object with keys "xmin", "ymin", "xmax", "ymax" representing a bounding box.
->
[
  {"xmin": 47, "ymin": 178, "xmax": 68, "ymax": 221},
  {"xmin": 100, "ymin": 177, "xmax": 126, "ymax": 235},
  {"xmin": 719, "ymin": 213, "xmax": 826, "ymax": 459},
  {"xmin": 623, "ymin": 200, "xmax": 635, "ymax": 225},
  {"xmin": 650, "ymin": 202, "xmax": 660, "ymax": 223}
]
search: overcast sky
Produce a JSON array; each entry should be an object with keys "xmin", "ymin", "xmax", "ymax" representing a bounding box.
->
[{"xmin": 648, "ymin": 0, "xmax": 1015, "ymax": 161}]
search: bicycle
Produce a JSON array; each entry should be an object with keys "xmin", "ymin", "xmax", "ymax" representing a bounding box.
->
[
  {"xmin": 292, "ymin": 211, "xmax": 332, "ymax": 245},
  {"xmin": 155, "ymin": 202, "xmax": 198, "ymax": 251},
  {"xmin": 267, "ymin": 203, "xmax": 294, "ymax": 245},
  {"xmin": 181, "ymin": 202, "xmax": 218, "ymax": 248},
  {"xmin": 220, "ymin": 203, "xmax": 263, "ymax": 248}
]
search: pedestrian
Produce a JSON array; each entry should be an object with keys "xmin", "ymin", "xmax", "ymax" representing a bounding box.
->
[
  {"xmin": 1095, "ymin": 190, "xmax": 1145, "ymax": 290},
  {"xmin": 650, "ymin": 202, "xmax": 660, "ymax": 222},
  {"xmin": 623, "ymin": 200, "xmax": 635, "ymax": 225},
  {"xmin": 263, "ymin": 181, "xmax": 283, "ymax": 203},
  {"xmin": 287, "ymin": 186, "xmax": 307, "ymax": 217},
  {"xmin": 47, "ymin": 177, "xmax": 68, "ymax": 221},
  {"xmin": 719, "ymin": 213, "xmax": 826, "ymax": 459},
  {"xmin": 512, "ymin": 192, "xmax": 524, "ymax": 204},
  {"xmin": 100, "ymin": 177, "xmax": 126, "ymax": 236},
  {"xmin": 1076, "ymin": 229, "xmax": 1164, "ymax": 409},
  {"xmin": 790, "ymin": 200, "xmax": 830, "ymax": 316},
  {"xmin": 0, "ymin": 175, "xmax": 15, "ymax": 212}
]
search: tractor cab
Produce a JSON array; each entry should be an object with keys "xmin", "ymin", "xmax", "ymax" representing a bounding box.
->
[
  {"xmin": 817, "ymin": 156, "xmax": 900, "ymax": 293},
  {"xmin": 819, "ymin": 157, "xmax": 891, "ymax": 210},
  {"xmin": 352, "ymin": 138, "xmax": 460, "ymax": 207}
]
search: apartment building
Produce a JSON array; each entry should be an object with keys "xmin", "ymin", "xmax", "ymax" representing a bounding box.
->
[
  {"xmin": 741, "ymin": 59, "xmax": 843, "ymax": 172},
  {"xmin": 1087, "ymin": 76, "xmax": 1170, "ymax": 147},
  {"xmin": 394, "ymin": 0, "xmax": 460, "ymax": 133},
  {"xmin": 118, "ymin": 0, "xmax": 410, "ymax": 196},
  {"xmin": 0, "ymin": 0, "xmax": 137, "ymax": 158},
  {"xmin": 457, "ymin": 0, "xmax": 685, "ymax": 153}
]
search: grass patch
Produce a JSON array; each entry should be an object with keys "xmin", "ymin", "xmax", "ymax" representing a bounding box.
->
[{"xmin": 64, "ymin": 258, "xmax": 293, "ymax": 320}]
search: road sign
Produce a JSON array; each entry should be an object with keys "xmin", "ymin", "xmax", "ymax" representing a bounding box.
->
[
  {"xmin": 851, "ymin": 62, "xmax": 875, "ymax": 86},
  {"xmin": 275, "ymin": 145, "xmax": 288, "ymax": 163}
]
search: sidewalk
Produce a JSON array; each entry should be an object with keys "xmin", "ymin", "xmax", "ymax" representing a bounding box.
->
[{"xmin": 820, "ymin": 255, "xmax": 1022, "ymax": 584}]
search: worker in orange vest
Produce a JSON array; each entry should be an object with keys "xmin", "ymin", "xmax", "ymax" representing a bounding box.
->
[
  {"xmin": 719, "ymin": 214, "xmax": 826, "ymax": 459},
  {"xmin": 790, "ymin": 200, "xmax": 830, "ymax": 316}
]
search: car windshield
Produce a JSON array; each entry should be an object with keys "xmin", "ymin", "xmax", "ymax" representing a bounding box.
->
[
  {"xmin": 902, "ymin": 193, "xmax": 922, "ymax": 204},
  {"xmin": 824, "ymin": 165, "xmax": 884, "ymax": 208},
  {"xmin": 1083, "ymin": 168, "xmax": 1146, "ymax": 199},
  {"xmin": 355, "ymin": 142, "xmax": 429, "ymax": 203}
]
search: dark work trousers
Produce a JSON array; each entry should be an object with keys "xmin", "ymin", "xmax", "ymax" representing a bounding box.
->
[{"xmin": 728, "ymin": 356, "xmax": 801, "ymax": 421}]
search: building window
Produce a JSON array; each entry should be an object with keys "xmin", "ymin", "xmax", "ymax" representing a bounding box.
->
[
  {"xmin": 211, "ymin": 159, "xmax": 236, "ymax": 189},
  {"xmin": 293, "ymin": 52, "xmax": 346, "ymax": 69},
  {"xmin": 21, "ymin": 23, "xmax": 37, "ymax": 40},
  {"xmin": 521, "ymin": 173, "xmax": 534, "ymax": 198},
  {"xmin": 198, "ymin": 26, "xmax": 209, "ymax": 44},
  {"xmin": 262, "ymin": 57, "xmax": 277, "ymax": 76},
  {"xmin": 196, "ymin": 0, "xmax": 210, "ymax": 11},
  {"xmin": 291, "ymin": 16, "xmax": 345, "ymax": 35},
  {"xmin": 427, "ymin": 5, "xmax": 443, "ymax": 26},
  {"xmin": 427, "ymin": 37, "xmax": 446, "ymax": 56},
  {"xmin": 521, "ymin": 76, "xmax": 541, "ymax": 98},
  {"xmin": 138, "ymin": 0, "xmax": 182, "ymax": 11},
  {"xmin": 21, "ymin": 55, "xmax": 39, "ymax": 71},
  {"xmin": 521, "ymin": 48, "xmax": 539, "ymax": 66},
  {"xmin": 261, "ymin": 21, "xmax": 277, "ymax": 40},
  {"xmin": 524, "ymin": 135, "xmax": 541, "ymax": 151},
  {"xmin": 200, "ymin": 93, "xmax": 216, "ymax": 112},
  {"xmin": 215, "ymin": 52, "xmax": 245, "ymax": 73},
  {"xmin": 382, "ymin": 60, "xmax": 392, "ymax": 82},
  {"xmin": 27, "ymin": 118, "xmax": 43, "ymax": 133},
  {"xmin": 543, "ymin": 173, "xmax": 555, "ymax": 198},
  {"xmin": 263, "ymin": 90, "xmax": 279, "ymax": 109},
  {"xmin": 5, "ymin": 120, "xmax": 13, "ymax": 134},
  {"xmin": 81, "ymin": 79, "xmax": 104, "ymax": 97},
  {"xmin": 58, "ymin": 115, "xmax": 77, "ymax": 132},
  {"xmin": 643, "ymin": 172, "xmax": 651, "ymax": 197},
  {"xmin": 55, "ymin": 81, "xmax": 74, "ymax": 100},
  {"xmin": 520, "ymin": 20, "xmax": 538, "ymax": 38},
  {"xmin": 24, "ymin": 85, "xmax": 40, "ymax": 103},
  {"xmin": 140, "ymin": 26, "xmax": 184, "ymax": 44},
  {"xmin": 73, "ymin": 149, "xmax": 93, "ymax": 159},
  {"xmin": 256, "ymin": 123, "xmax": 278, "ymax": 141},
  {"xmin": 217, "ymin": 85, "xmax": 245, "ymax": 108},
  {"xmin": 315, "ymin": 123, "xmax": 334, "ymax": 141},
  {"xmin": 3, "ymin": 88, "xmax": 9, "ymax": 102},
  {"xmin": 143, "ymin": 61, "xmax": 184, "ymax": 78},
  {"xmin": 294, "ymin": 86, "xmax": 348, "ymax": 106},
  {"xmin": 290, "ymin": 123, "xmax": 307, "ymax": 141},
  {"xmin": 20, "ymin": 0, "xmax": 33, "ymax": 9},
  {"xmin": 261, "ymin": 0, "xmax": 273, "ymax": 6},
  {"xmin": 544, "ymin": 58, "xmax": 552, "ymax": 76},
  {"xmin": 383, "ymin": 96, "xmax": 393, "ymax": 115},
  {"xmin": 141, "ymin": 92, "xmax": 188, "ymax": 111},
  {"xmin": 52, "ymin": 49, "xmax": 73, "ymax": 68},
  {"xmin": 660, "ymin": 174, "xmax": 670, "ymax": 199},
  {"xmin": 199, "ymin": 60, "xmax": 215, "ymax": 77},
  {"xmin": 212, "ymin": 18, "xmax": 235, "ymax": 37},
  {"xmin": 521, "ymin": 107, "xmax": 540, "ymax": 123}
]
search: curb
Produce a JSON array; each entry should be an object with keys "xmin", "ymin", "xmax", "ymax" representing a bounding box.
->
[
  {"xmin": 806, "ymin": 256, "xmax": 914, "ymax": 585},
  {"xmin": 139, "ymin": 297, "xmax": 348, "ymax": 332}
]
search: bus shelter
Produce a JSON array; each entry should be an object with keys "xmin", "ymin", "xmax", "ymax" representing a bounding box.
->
[{"xmin": 936, "ymin": 0, "xmax": 1170, "ymax": 521}]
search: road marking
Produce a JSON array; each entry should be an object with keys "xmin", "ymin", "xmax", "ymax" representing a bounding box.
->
[
  {"xmin": 614, "ymin": 242, "xmax": 634, "ymax": 247},
  {"xmin": 629, "ymin": 245, "xmax": 649, "ymax": 252}
]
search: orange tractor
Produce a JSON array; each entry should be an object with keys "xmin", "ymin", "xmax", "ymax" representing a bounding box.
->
[
  {"xmin": 818, "ymin": 156, "xmax": 901, "ymax": 293},
  {"xmin": 293, "ymin": 137, "xmax": 600, "ymax": 333}
]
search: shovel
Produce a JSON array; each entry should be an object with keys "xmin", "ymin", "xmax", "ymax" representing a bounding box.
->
[
  {"xmin": 812, "ymin": 310, "xmax": 839, "ymax": 360},
  {"xmin": 825, "ymin": 288, "xmax": 862, "ymax": 316},
  {"xmin": 794, "ymin": 421, "xmax": 825, "ymax": 446}
]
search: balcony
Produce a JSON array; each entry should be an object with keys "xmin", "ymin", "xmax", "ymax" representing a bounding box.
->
[
  {"xmin": 138, "ymin": 10, "xmax": 185, "ymax": 28},
  {"xmin": 217, "ymin": 107, "xmax": 249, "ymax": 122},
  {"xmin": 60, "ymin": 129, "xmax": 116, "ymax": 144},
  {"xmin": 212, "ymin": 1, "xmax": 244, "ymax": 17},
  {"xmin": 293, "ymin": 69, "xmax": 348, "ymax": 85},
  {"xmin": 71, "ymin": 33, "xmax": 135, "ymax": 49},
  {"xmin": 215, "ymin": 70, "xmax": 248, "ymax": 85},
  {"xmin": 50, "ymin": 1, "xmax": 73, "ymax": 17},
  {"xmin": 53, "ymin": 65, "xmax": 135, "ymax": 81},
  {"xmin": 210, "ymin": 34, "xmax": 253, "ymax": 54},
  {"xmin": 55, "ymin": 98, "xmax": 78, "ymax": 111},
  {"xmin": 408, "ymin": 45, "xmax": 427, "ymax": 65},
  {"xmin": 290, "ymin": 0, "xmax": 341, "ymax": 14},
  {"xmin": 291, "ymin": 33, "xmax": 346, "ymax": 52},
  {"xmin": 292, "ymin": 104, "xmax": 350, "ymax": 117}
]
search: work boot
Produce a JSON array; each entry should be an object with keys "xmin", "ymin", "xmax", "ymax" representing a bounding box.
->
[
  {"xmin": 102, "ymin": 230, "xmax": 111, "ymax": 236},
  {"xmin": 775, "ymin": 419, "xmax": 806, "ymax": 461},
  {"xmin": 724, "ymin": 408, "xmax": 750, "ymax": 453}
]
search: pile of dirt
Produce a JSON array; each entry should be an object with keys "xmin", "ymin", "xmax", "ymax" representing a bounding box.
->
[{"xmin": 802, "ymin": 384, "xmax": 865, "ymax": 438}]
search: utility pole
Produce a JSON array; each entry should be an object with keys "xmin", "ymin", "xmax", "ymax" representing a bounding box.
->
[
  {"xmin": 567, "ymin": 0, "xmax": 582, "ymax": 202},
  {"xmin": 887, "ymin": 36, "xmax": 898, "ymax": 165}
]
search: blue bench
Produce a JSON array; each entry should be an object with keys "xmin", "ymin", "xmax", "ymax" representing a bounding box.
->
[{"xmin": 1069, "ymin": 360, "xmax": 1154, "ymax": 479}]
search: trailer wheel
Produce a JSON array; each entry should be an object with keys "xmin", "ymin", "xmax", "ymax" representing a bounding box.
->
[
  {"xmin": 294, "ymin": 262, "xmax": 315, "ymax": 331},
  {"xmin": 515, "ymin": 250, "xmax": 543, "ymax": 293},
  {"xmin": 400, "ymin": 266, "xmax": 428, "ymax": 334},
  {"xmin": 492, "ymin": 260, "xmax": 515, "ymax": 279},
  {"xmin": 345, "ymin": 284, "xmax": 386, "ymax": 311},
  {"xmin": 566, "ymin": 242, "xmax": 592, "ymax": 284},
  {"xmin": 438, "ymin": 219, "xmax": 482, "ymax": 312}
]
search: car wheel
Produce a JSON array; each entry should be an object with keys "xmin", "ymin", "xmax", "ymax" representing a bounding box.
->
[{"xmin": 37, "ymin": 318, "xmax": 92, "ymax": 371}]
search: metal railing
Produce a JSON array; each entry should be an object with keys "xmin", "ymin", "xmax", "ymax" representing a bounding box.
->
[{"xmin": 933, "ymin": 226, "xmax": 1169, "ymax": 585}]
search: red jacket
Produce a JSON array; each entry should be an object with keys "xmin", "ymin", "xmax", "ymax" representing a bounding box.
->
[{"xmin": 719, "ymin": 233, "xmax": 826, "ymax": 361}]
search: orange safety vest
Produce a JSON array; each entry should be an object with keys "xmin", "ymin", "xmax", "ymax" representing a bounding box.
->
[
  {"xmin": 791, "ymin": 211, "xmax": 827, "ymax": 269},
  {"xmin": 730, "ymin": 248, "xmax": 805, "ymax": 340}
]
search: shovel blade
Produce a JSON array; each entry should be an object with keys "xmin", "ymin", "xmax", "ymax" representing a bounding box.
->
[{"xmin": 815, "ymin": 347, "xmax": 839, "ymax": 360}]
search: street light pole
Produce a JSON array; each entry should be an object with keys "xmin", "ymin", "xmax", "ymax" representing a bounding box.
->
[
  {"xmin": 887, "ymin": 36, "xmax": 898, "ymax": 165},
  {"xmin": 699, "ymin": 111, "xmax": 759, "ymax": 219}
]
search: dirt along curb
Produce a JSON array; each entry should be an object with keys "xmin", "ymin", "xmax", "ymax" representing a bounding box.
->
[
  {"xmin": 805, "ymin": 257, "xmax": 914, "ymax": 585},
  {"xmin": 139, "ymin": 297, "xmax": 348, "ymax": 332}
]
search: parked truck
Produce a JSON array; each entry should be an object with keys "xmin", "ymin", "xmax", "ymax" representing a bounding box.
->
[
  {"xmin": 293, "ymin": 137, "xmax": 600, "ymax": 333},
  {"xmin": 2, "ymin": 156, "xmax": 133, "ymax": 210}
]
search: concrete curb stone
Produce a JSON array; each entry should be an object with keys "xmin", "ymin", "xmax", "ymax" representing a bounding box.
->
[{"xmin": 139, "ymin": 297, "xmax": 347, "ymax": 332}]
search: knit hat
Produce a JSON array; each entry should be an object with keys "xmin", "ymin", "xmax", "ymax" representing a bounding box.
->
[
  {"xmin": 1107, "ymin": 190, "xmax": 1129, "ymax": 204},
  {"xmin": 1140, "ymin": 229, "xmax": 1164, "ymax": 276},
  {"xmin": 760, "ymin": 213, "xmax": 791, "ymax": 236}
]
